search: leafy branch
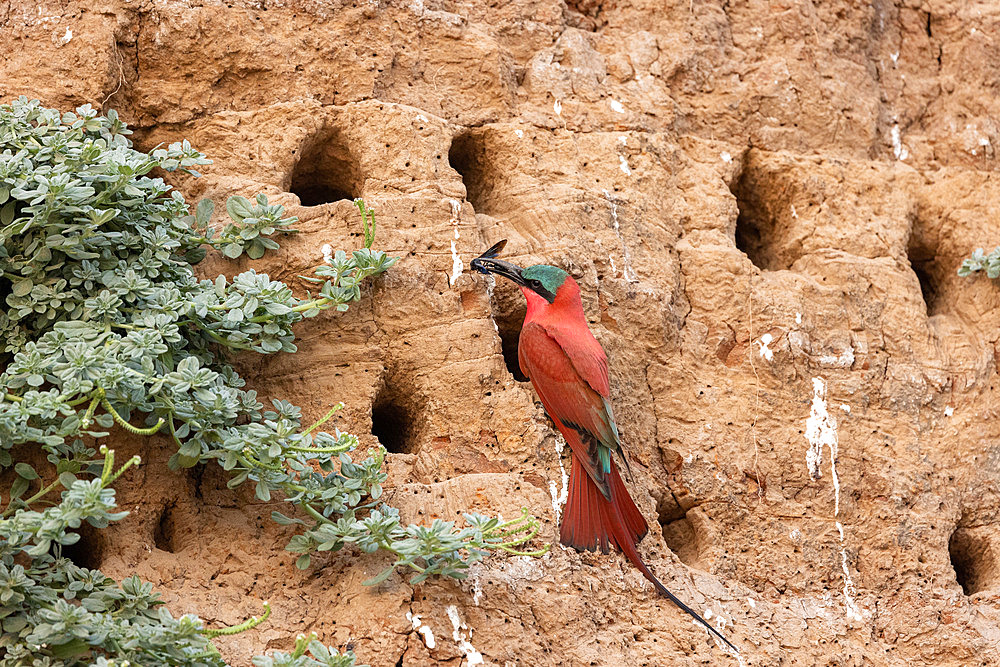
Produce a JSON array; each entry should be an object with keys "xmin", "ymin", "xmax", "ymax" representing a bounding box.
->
[
  {"xmin": 959, "ymin": 247, "xmax": 1000, "ymax": 279},
  {"xmin": 0, "ymin": 446, "xmax": 356, "ymax": 665},
  {"xmin": 0, "ymin": 98, "xmax": 548, "ymax": 663}
]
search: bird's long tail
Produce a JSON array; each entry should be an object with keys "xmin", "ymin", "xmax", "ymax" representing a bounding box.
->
[{"xmin": 561, "ymin": 456, "xmax": 740, "ymax": 655}]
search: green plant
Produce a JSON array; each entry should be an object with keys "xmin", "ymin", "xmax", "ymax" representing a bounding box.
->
[
  {"xmin": 1, "ymin": 445, "xmax": 358, "ymax": 665},
  {"xmin": 959, "ymin": 247, "xmax": 1000, "ymax": 279},
  {"xmin": 0, "ymin": 98, "xmax": 547, "ymax": 664}
]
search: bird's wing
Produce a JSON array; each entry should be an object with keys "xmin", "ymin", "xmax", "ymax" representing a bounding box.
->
[
  {"xmin": 539, "ymin": 321, "xmax": 611, "ymax": 398},
  {"xmin": 536, "ymin": 320, "xmax": 625, "ymax": 459},
  {"xmin": 518, "ymin": 321, "xmax": 620, "ymax": 495}
]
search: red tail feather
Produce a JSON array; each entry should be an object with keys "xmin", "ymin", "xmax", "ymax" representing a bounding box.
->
[
  {"xmin": 560, "ymin": 456, "xmax": 740, "ymax": 655},
  {"xmin": 561, "ymin": 456, "xmax": 646, "ymax": 551}
]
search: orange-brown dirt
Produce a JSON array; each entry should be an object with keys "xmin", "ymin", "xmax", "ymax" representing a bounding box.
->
[{"xmin": 4, "ymin": 1, "xmax": 1000, "ymax": 665}]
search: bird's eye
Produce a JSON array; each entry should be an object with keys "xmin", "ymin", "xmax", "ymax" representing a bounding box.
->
[{"xmin": 530, "ymin": 279, "xmax": 542, "ymax": 288}]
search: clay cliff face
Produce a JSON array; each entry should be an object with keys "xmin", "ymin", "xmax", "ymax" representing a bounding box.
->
[{"xmin": 4, "ymin": 1, "xmax": 1000, "ymax": 665}]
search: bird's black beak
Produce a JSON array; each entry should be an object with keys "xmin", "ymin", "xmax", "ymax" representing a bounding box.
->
[{"xmin": 470, "ymin": 240, "xmax": 528, "ymax": 287}]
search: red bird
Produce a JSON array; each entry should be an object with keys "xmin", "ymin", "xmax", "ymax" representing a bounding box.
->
[{"xmin": 472, "ymin": 241, "xmax": 737, "ymax": 654}]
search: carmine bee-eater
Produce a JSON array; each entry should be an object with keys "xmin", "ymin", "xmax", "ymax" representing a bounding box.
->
[{"xmin": 471, "ymin": 240, "xmax": 737, "ymax": 654}]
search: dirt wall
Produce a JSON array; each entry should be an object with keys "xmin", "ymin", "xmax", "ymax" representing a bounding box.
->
[{"xmin": 4, "ymin": 0, "xmax": 1000, "ymax": 664}]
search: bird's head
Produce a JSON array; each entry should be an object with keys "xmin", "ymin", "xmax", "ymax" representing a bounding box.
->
[{"xmin": 470, "ymin": 240, "xmax": 571, "ymax": 305}]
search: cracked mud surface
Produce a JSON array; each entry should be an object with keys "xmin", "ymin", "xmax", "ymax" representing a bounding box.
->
[{"xmin": 4, "ymin": 0, "xmax": 1000, "ymax": 664}]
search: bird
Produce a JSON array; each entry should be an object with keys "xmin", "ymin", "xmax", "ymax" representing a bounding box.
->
[{"xmin": 471, "ymin": 240, "xmax": 738, "ymax": 654}]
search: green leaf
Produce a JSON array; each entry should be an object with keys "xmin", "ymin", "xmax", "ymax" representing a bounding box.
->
[
  {"xmin": 362, "ymin": 566, "xmax": 395, "ymax": 587},
  {"xmin": 0, "ymin": 202, "xmax": 14, "ymax": 225},
  {"xmin": 177, "ymin": 454, "xmax": 200, "ymax": 468},
  {"xmin": 228, "ymin": 471, "xmax": 249, "ymax": 488},
  {"xmin": 185, "ymin": 246, "xmax": 208, "ymax": 264},
  {"xmin": 51, "ymin": 638, "xmax": 90, "ymax": 659},
  {"xmin": 246, "ymin": 242, "xmax": 266, "ymax": 260},
  {"xmin": 271, "ymin": 511, "xmax": 298, "ymax": 525},
  {"xmin": 254, "ymin": 480, "xmax": 272, "ymax": 502},
  {"xmin": 2, "ymin": 615, "xmax": 26, "ymax": 633},
  {"xmin": 59, "ymin": 471, "xmax": 78, "ymax": 488},
  {"xmin": 196, "ymin": 198, "xmax": 215, "ymax": 226},
  {"xmin": 263, "ymin": 302, "xmax": 291, "ymax": 315},
  {"xmin": 223, "ymin": 242, "xmax": 243, "ymax": 259},
  {"xmin": 14, "ymin": 462, "xmax": 38, "ymax": 480},
  {"xmin": 295, "ymin": 554, "xmax": 311, "ymax": 569},
  {"xmin": 226, "ymin": 195, "xmax": 254, "ymax": 222},
  {"xmin": 9, "ymin": 475, "xmax": 29, "ymax": 500},
  {"xmin": 11, "ymin": 278, "xmax": 32, "ymax": 297}
]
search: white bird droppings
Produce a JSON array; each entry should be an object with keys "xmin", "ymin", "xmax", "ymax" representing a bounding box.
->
[
  {"xmin": 819, "ymin": 346, "xmax": 855, "ymax": 368},
  {"xmin": 548, "ymin": 434, "xmax": 569, "ymax": 523},
  {"xmin": 807, "ymin": 378, "xmax": 865, "ymax": 623},
  {"xmin": 515, "ymin": 129, "xmax": 524, "ymax": 138},
  {"xmin": 320, "ymin": 243, "xmax": 333, "ymax": 263},
  {"xmin": 553, "ymin": 99, "xmax": 562, "ymax": 115},
  {"xmin": 448, "ymin": 200, "xmax": 463, "ymax": 286},
  {"xmin": 837, "ymin": 522, "xmax": 864, "ymax": 622},
  {"xmin": 720, "ymin": 151, "xmax": 732, "ymax": 163},
  {"xmin": 58, "ymin": 28, "xmax": 72, "ymax": 45},
  {"xmin": 746, "ymin": 597, "xmax": 756, "ymax": 609},
  {"xmin": 891, "ymin": 124, "xmax": 909, "ymax": 160},
  {"xmin": 618, "ymin": 155, "xmax": 632, "ymax": 175},
  {"xmin": 795, "ymin": 312, "xmax": 802, "ymax": 324},
  {"xmin": 609, "ymin": 99, "xmax": 625, "ymax": 113},
  {"xmin": 758, "ymin": 333, "xmax": 774, "ymax": 361},
  {"xmin": 805, "ymin": 378, "xmax": 840, "ymax": 515},
  {"xmin": 604, "ymin": 191, "xmax": 638, "ymax": 283},
  {"xmin": 406, "ymin": 611, "xmax": 437, "ymax": 649},
  {"xmin": 945, "ymin": 406, "xmax": 954, "ymax": 417},
  {"xmin": 446, "ymin": 606, "xmax": 484, "ymax": 666},
  {"xmin": 697, "ymin": 609, "xmax": 746, "ymax": 666},
  {"xmin": 471, "ymin": 569, "xmax": 483, "ymax": 606},
  {"xmin": 840, "ymin": 403, "xmax": 851, "ymax": 413}
]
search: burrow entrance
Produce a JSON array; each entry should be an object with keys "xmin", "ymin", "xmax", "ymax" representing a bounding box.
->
[{"xmin": 288, "ymin": 125, "xmax": 363, "ymax": 207}]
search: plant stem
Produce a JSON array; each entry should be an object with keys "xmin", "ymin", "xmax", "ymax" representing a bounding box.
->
[
  {"xmin": 202, "ymin": 601, "xmax": 271, "ymax": 639},
  {"xmin": 101, "ymin": 398, "xmax": 164, "ymax": 435},
  {"xmin": 284, "ymin": 444, "xmax": 351, "ymax": 455},
  {"xmin": 300, "ymin": 402, "xmax": 343, "ymax": 437},
  {"xmin": 299, "ymin": 501, "xmax": 332, "ymax": 526},
  {"xmin": 247, "ymin": 296, "xmax": 334, "ymax": 323},
  {"xmin": 1, "ymin": 477, "xmax": 62, "ymax": 517}
]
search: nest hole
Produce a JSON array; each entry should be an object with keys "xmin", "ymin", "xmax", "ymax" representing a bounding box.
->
[
  {"xmin": 288, "ymin": 125, "xmax": 362, "ymax": 206},
  {"xmin": 729, "ymin": 153, "xmax": 811, "ymax": 272},
  {"xmin": 449, "ymin": 130, "xmax": 503, "ymax": 217},
  {"xmin": 60, "ymin": 523, "xmax": 104, "ymax": 570},
  {"xmin": 564, "ymin": 0, "xmax": 606, "ymax": 30},
  {"xmin": 488, "ymin": 285, "xmax": 529, "ymax": 383},
  {"xmin": 732, "ymin": 162, "xmax": 787, "ymax": 271},
  {"xmin": 153, "ymin": 503, "xmax": 177, "ymax": 553},
  {"xmin": 657, "ymin": 497, "xmax": 701, "ymax": 567},
  {"xmin": 908, "ymin": 233, "xmax": 943, "ymax": 316},
  {"xmin": 371, "ymin": 378, "xmax": 422, "ymax": 454},
  {"xmin": 950, "ymin": 528, "xmax": 999, "ymax": 596}
]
